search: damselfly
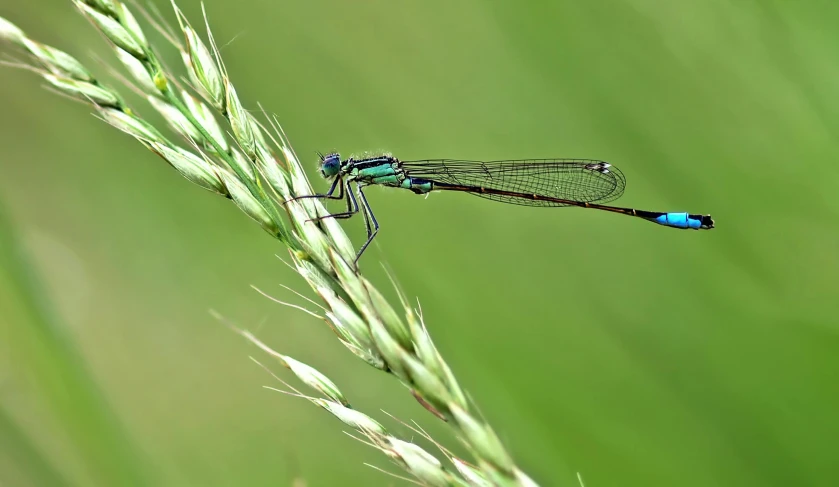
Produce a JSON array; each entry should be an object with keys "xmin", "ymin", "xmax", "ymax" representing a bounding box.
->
[{"xmin": 293, "ymin": 153, "xmax": 714, "ymax": 263}]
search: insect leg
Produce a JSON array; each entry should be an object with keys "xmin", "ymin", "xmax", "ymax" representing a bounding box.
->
[
  {"xmin": 353, "ymin": 183, "xmax": 379, "ymax": 264},
  {"xmin": 283, "ymin": 176, "xmax": 344, "ymax": 205},
  {"xmin": 305, "ymin": 180, "xmax": 359, "ymax": 222}
]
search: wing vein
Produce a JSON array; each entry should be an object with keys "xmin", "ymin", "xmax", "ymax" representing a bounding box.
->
[{"xmin": 401, "ymin": 159, "xmax": 626, "ymax": 207}]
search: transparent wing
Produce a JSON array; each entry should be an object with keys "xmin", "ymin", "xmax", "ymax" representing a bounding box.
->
[{"xmin": 400, "ymin": 159, "xmax": 626, "ymax": 207}]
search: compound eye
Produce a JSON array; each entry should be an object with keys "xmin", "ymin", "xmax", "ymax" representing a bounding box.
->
[{"xmin": 319, "ymin": 155, "xmax": 341, "ymax": 178}]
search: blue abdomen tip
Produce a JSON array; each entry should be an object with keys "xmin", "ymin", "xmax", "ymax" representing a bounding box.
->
[{"xmin": 655, "ymin": 212, "xmax": 702, "ymax": 229}]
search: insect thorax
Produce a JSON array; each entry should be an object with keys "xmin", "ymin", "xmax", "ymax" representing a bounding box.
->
[
  {"xmin": 345, "ymin": 156, "xmax": 434, "ymax": 194},
  {"xmin": 347, "ymin": 156, "xmax": 405, "ymax": 186}
]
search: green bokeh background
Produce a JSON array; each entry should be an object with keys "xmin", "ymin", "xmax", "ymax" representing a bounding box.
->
[{"xmin": 1, "ymin": 1, "xmax": 838, "ymax": 486}]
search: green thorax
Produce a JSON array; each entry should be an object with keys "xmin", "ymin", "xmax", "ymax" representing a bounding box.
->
[
  {"xmin": 347, "ymin": 156, "xmax": 405, "ymax": 186},
  {"xmin": 343, "ymin": 156, "xmax": 434, "ymax": 194}
]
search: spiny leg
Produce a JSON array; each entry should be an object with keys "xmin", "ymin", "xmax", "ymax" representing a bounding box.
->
[
  {"xmin": 306, "ymin": 180, "xmax": 360, "ymax": 222},
  {"xmin": 282, "ymin": 176, "xmax": 344, "ymax": 205},
  {"xmin": 353, "ymin": 183, "xmax": 380, "ymax": 265}
]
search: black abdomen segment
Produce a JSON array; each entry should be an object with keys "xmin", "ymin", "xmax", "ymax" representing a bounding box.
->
[{"xmin": 432, "ymin": 182, "xmax": 714, "ymax": 229}]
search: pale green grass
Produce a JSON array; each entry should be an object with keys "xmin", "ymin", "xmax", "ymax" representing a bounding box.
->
[{"xmin": 0, "ymin": 2, "xmax": 536, "ymax": 485}]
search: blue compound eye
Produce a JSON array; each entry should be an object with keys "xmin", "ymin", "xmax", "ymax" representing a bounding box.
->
[{"xmin": 319, "ymin": 153, "xmax": 341, "ymax": 178}]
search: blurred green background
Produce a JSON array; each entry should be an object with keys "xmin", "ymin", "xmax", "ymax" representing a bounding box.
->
[{"xmin": 1, "ymin": 0, "xmax": 838, "ymax": 486}]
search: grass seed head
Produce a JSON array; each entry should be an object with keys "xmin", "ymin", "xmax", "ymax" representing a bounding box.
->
[
  {"xmin": 402, "ymin": 355, "xmax": 453, "ymax": 417},
  {"xmin": 116, "ymin": 47, "xmax": 157, "ymax": 93},
  {"xmin": 175, "ymin": 9, "xmax": 224, "ymax": 107},
  {"xmin": 23, "ymin": 40, "xmax": 94, "ymax": 81},
  {"xmin": 44, "ymin": 74, "xmax": 120, "ymax": 107},
  {"xmin": 364, "ymin": 280, "xmax": 412, "ymax": 350},
  {"xmin": 225, "ymin": 82, "xmax": 257, "ymax": 158},
  {"xmin": 450, "ymin": 404, "xmax": 515, "ymax": 475},
  {"xmin": 75, "ymin": 1, "xmax": 145, "ymax": 57},
  {"xmin": 99, "ymin": 108, "xmax": 161, "ymax": 140},
  {"xmin": 148, "ymin": 143, "xmax": 228, "ymax": 196},
  {"xmin": 451, "ymin": 459, "xmax": 493, "ymax": 487},
  {"xmin": 181, "ymin": 90, "xmax": 229, "ymax": 152},
  {"xmin": 147, "ymin": 95, "xmax": 203, "ymax": 142},
  {"xmin": 387, "ymin": 439, "xmax": 454, "ymax": 487},
  {"xmin": 281, "ymin": 356, "xmax": 349, "ymax": 407},
  {"xmin": 217, "ymin": 171, "xmax": 279, "ymax": 234},
  {"xmin": 0, "ymin": 16, "xmax": 26, "ymax": 45},
  {"xmin": 313, "ymin": 399, "xmax": 386, "ymax": 436},
  {"xmin": 80, "ymin": 0, "xmax": 118, "ymax": 17},
  {"xmin": 1, "ymin": 3, "xmax": 534, "ymax": 483},
  {"xmin": 116, "ymin": 2, "xmax": 148, "ymax": 49}
]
